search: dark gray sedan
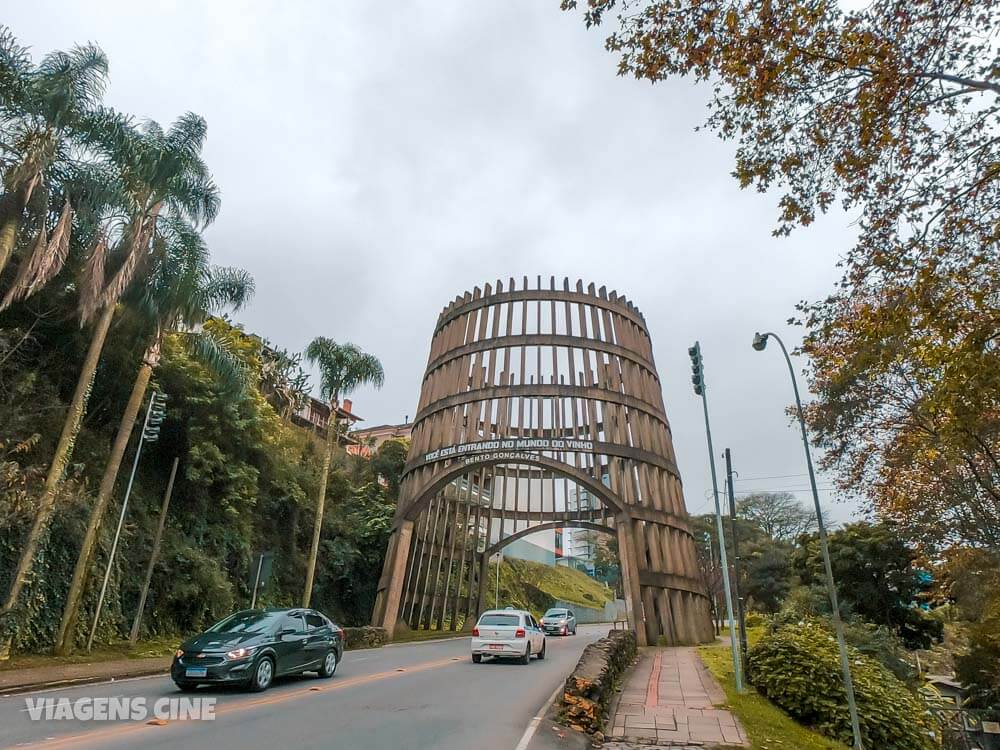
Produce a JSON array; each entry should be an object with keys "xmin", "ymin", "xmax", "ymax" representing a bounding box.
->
[{"xmin": 172, "ymin": 608, "xmax": 343, "ymax": 692}]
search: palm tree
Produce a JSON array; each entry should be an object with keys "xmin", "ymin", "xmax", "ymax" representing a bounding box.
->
[
  {"xmin": 0, "ymin": 115, "xmax": 219, "ymax": 659},
  {"xmin": 53, "ymin": 217, "xmax": 252, "ymax": 655},
  {"xmin": 0, "ymin": 27, "xmax": 115, "ymax": 278},
  {"xmin": 302, "ymin": 339, "xmax": 384, "ymax": 607}
]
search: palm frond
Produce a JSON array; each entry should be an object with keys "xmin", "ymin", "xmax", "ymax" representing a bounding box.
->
[
  {"xmin": 0, "ymin": 25, "xmax": 32, "ymax": 112},
  {"xmin": 166, "ymin": 112, "xmax": 208, "ymax": 159},
  {"xmin": 305, "ymin": 338, "xmax": 385, "ymax": 402},
  {"xmin": 168, "ymin": 172, "xmax": 221, "ymax": 227},
  {"xmin": 0, "ymin": 218, "xmax": 47, "ymax": 310},
  {"xmin": 94, "ymin": 217, "xmax": 150, "ymax": 313},
  {"xmin": 196, "ymin": 266, "xmax": 254, "ymax": 315},
  {"xmin": 0, "ymin": 198, "xmax": 74, "ymax": 308},
  {"xmin": 71, "ymin": 105, "xmax": 134, "ymax": 157},
  {"xmin": 34, "ymin": 43, "xmax": 109, "ymax": 129},
  {"xmin": 22, "ymin": 198, "xmax": 72, "ymax": 297},
  {"xmin": 79, "ymin": 231, "xmax": 108, "ymax": 323},
  {"xmin": 186, "ymin": 329, "xmax": 253, "ymax": 396}
]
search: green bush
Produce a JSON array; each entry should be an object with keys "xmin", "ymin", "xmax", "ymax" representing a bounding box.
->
[
  {"xmin": 744, "ymin": 611, "xmax": 767, "ymax": 628},
  {"xmin": 747, "ymin": 619, "xmax": 937, "ymax": 750}
]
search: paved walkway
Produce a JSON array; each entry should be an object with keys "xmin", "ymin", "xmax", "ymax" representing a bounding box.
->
[
  {"xmin": 605, "ymin": 647, "xmax": 748, "ymax": 748},
  {"xmin": 0, "ymin": 656, "xmax": 170, "ymax": 695}
]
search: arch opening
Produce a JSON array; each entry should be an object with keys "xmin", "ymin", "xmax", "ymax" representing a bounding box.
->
[{"xmin": 392, "ymin": 462, "xmax": 620, "ymax": 633}]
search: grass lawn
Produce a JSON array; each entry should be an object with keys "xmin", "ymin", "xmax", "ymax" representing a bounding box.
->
[
  {"xmin": 0, "ymin": 636, "xmax": 179, "ymax": 672},
  {"xmin": 699, "ymin": 637, "xmax": 849, "ymax": 750}
]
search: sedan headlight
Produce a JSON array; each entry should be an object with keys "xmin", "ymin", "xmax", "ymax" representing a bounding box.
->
[
  {"xmin": 226, "ymin": 646, "xmax": 256, "ymax": 660},
  {"xmin": 175, "ymin": 649, "xmax": 185, "ymax": 659}
]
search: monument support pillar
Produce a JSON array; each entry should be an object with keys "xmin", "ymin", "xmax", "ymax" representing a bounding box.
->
[{"xmin": 372, "ymin": 520, "xmax": 413, "ymax": 637}]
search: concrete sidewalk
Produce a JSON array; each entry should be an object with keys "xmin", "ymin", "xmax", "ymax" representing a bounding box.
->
[
  {"xmin": 0, "ymin": 656, "xmax": 171, "ymax": 695},
  {"xmin": 605, "ymin": 647, "xmax": 748, "ymax": 748}
]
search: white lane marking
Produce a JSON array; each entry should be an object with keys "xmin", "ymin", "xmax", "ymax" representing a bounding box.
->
[{"xmin": 513, "ymin": 681, "xmax": 564, "ymax": 750}]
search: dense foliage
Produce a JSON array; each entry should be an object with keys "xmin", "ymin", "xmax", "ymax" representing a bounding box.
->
[
  {"xmin": 0, "ymin": 26, "xmax": 394, "ymax": 656},
  {"xmin": 748, "ymin": 619, "xmax": 937, "ymax": 750},
  {"xmin": 561, "ymin": 0, "xmax": 1000, "ymax": 560},
  {"xmin": 792, "ymin": 522, "xmax": 941, "ymax": 649},
  {"xmin": 0, "ymin": 312, "xmax": 400, "ymax": 652}
]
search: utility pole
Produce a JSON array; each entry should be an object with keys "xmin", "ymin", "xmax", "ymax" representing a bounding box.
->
[
  {"xmin": 129, "ymin": 455, "xmax": 178, "ymax": 645},
  {"xmin": 87, "ymin": 391, "xmax": 167, "ymax": 652},
  {"xmin": 724, "ymin": 448, "xmax": 748, "ymax": 666},
  {"xmin": 688, "ymin": 342, "xmax": 743, "ymax": 692}
]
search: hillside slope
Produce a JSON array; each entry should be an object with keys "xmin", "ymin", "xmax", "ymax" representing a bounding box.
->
[{"xmin": 486, "ymin": 558, "xmax": 614, "ymax": 618}]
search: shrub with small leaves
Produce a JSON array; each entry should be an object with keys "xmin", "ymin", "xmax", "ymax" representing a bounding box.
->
[{"xmin": 747, "ymin": 619, "xmax": 936, "ymax": 750}]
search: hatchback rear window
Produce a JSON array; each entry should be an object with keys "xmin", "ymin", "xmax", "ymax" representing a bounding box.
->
[{"xmin": 478, "ymin": 614, "xmax": 520, "ymax": 627}]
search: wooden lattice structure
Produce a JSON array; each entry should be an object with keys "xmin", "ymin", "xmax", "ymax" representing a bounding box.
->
[{"xmin": 372, "ymin": 277, "xmax": 714, "ymax": 645}]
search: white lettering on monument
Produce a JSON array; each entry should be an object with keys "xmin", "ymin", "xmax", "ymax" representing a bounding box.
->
[{"xmin": 423, "ymin": 437, "xmax": 594, "ymax": 463}]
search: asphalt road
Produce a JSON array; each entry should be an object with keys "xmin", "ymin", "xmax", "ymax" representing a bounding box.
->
[{"xmin": 1, "ymin": 624, "xmax": 607, "ymax": 750}]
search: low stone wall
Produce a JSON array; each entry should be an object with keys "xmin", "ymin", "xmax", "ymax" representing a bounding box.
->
[
  {"xmin": 342, "ymin": 626, "xmax": 387, "ymax": 650},
  {"xmin": 560, "ymin": 629, "xmax": 638, "ymax": 734}
]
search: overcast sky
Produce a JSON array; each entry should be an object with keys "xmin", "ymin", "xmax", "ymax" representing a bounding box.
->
[{"xmin": 9, "ymin": 1, "xmax": 865, "ymax": 524}]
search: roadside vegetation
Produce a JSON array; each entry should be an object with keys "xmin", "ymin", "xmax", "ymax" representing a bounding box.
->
[
  {"xmin": 700, "ymin": 636, "xmax": 849, "ymax": 750},
  {"xmin": 0, "ymin": 26, "xmax": 393, "ymax": 658}
]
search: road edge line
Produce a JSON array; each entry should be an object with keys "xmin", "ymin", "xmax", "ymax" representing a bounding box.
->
[
  {"xmin": 0, "ymin": 669, "xmax": 168, "ymax": 698},
  {"xmin": 513, "ymin": 680, "xmax": 564, "ymax": 750}
]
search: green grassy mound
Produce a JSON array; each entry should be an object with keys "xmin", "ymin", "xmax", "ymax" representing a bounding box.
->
[{"xmin": 487, "ymin": 558, "xmax": 613, "ymax": 618}]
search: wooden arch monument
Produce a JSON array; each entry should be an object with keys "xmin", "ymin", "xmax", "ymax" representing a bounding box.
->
[{"xmin": 371, "ymin": 277, "xmax": 714, "ymax": 646}]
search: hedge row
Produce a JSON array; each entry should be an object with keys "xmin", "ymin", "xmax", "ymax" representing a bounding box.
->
[
  {"xmin": 342, "ymin": 626, "xmax": 387, "ymax": 650},
  {"xmin": 747, "ymin": 619, "xmax": 937, "ymax": 750}
]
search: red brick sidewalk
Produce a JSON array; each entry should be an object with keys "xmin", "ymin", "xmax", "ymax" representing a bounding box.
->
[
  {"xmin": 0, "ymin": 656, "xmax": 171, "ymax": 695},
  {"xmin": 606, "ymin": 647, "xmax": 748, "ymax": 747}
]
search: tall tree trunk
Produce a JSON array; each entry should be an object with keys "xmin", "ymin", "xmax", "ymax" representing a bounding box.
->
[
  {"xmin": 54, "ymin": 354, "xmax": 154, "ymax": 656},
  {"xmin": 129, "ymin": 455, "xmax": 178, "ymax": 645},
  {"xmin": 303, "ymin": 402, "xmax": 338, "ymax": 607},
  {"xmin": 0, "ymin": 303, "xmax": 116, "ymax": 660}
]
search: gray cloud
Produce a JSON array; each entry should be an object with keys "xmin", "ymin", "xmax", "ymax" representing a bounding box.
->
[{"xmin": 8, "ymin": 0, "xmax": 864, "ymax": 524}]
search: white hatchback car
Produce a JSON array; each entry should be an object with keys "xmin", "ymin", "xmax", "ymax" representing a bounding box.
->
[{"xmin": 471, "ymin": 609, "xmax": 546, "ymax": 664}]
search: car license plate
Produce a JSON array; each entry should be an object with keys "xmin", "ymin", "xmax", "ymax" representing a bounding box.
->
[
  {"xmin": 488, "ymin": 644, "xmax": 504, "ymax": 650},
  {"xmin": 185, "ymin": 667, "xmax": 208, "ymax": 678}
]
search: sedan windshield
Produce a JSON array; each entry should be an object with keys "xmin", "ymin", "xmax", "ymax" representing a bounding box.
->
[
  {"xmin": 479, "ymin": 614, "xmax": 520, "ymax": 627},
  {"xmin": 544, "ymin": 609, "xmax": 567, "ymax": 618},
  {"xmin": 207, "ymin": 611, "xmax": 282, "ymax": 634}
]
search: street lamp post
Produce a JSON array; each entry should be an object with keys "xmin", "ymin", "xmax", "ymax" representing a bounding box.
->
[{"xmin": 752, "ymin": 331, "xmax": 864, "ymax": 750}]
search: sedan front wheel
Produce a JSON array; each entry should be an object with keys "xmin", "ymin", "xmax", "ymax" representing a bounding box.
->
[{"xmin": 250, "ymin": 656, "xmax": 274, "ymax": 692}]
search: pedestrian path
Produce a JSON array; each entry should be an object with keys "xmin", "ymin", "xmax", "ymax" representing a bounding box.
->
[
  {"xmin": 0, "ymin": 656, "xmax": 170, "ymax": 695},
  {"xmin": 605, "ymin": 646, "xmax": 749, "ymax": 748}
]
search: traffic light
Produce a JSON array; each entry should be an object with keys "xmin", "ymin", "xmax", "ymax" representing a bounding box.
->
[
  {"xmin": 688, "ymin": 342, "xmax": 705, "ymax": 396},
  {"xmin": 143, "ymin": 391, "xmax": 169, "ymax": 443}
]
